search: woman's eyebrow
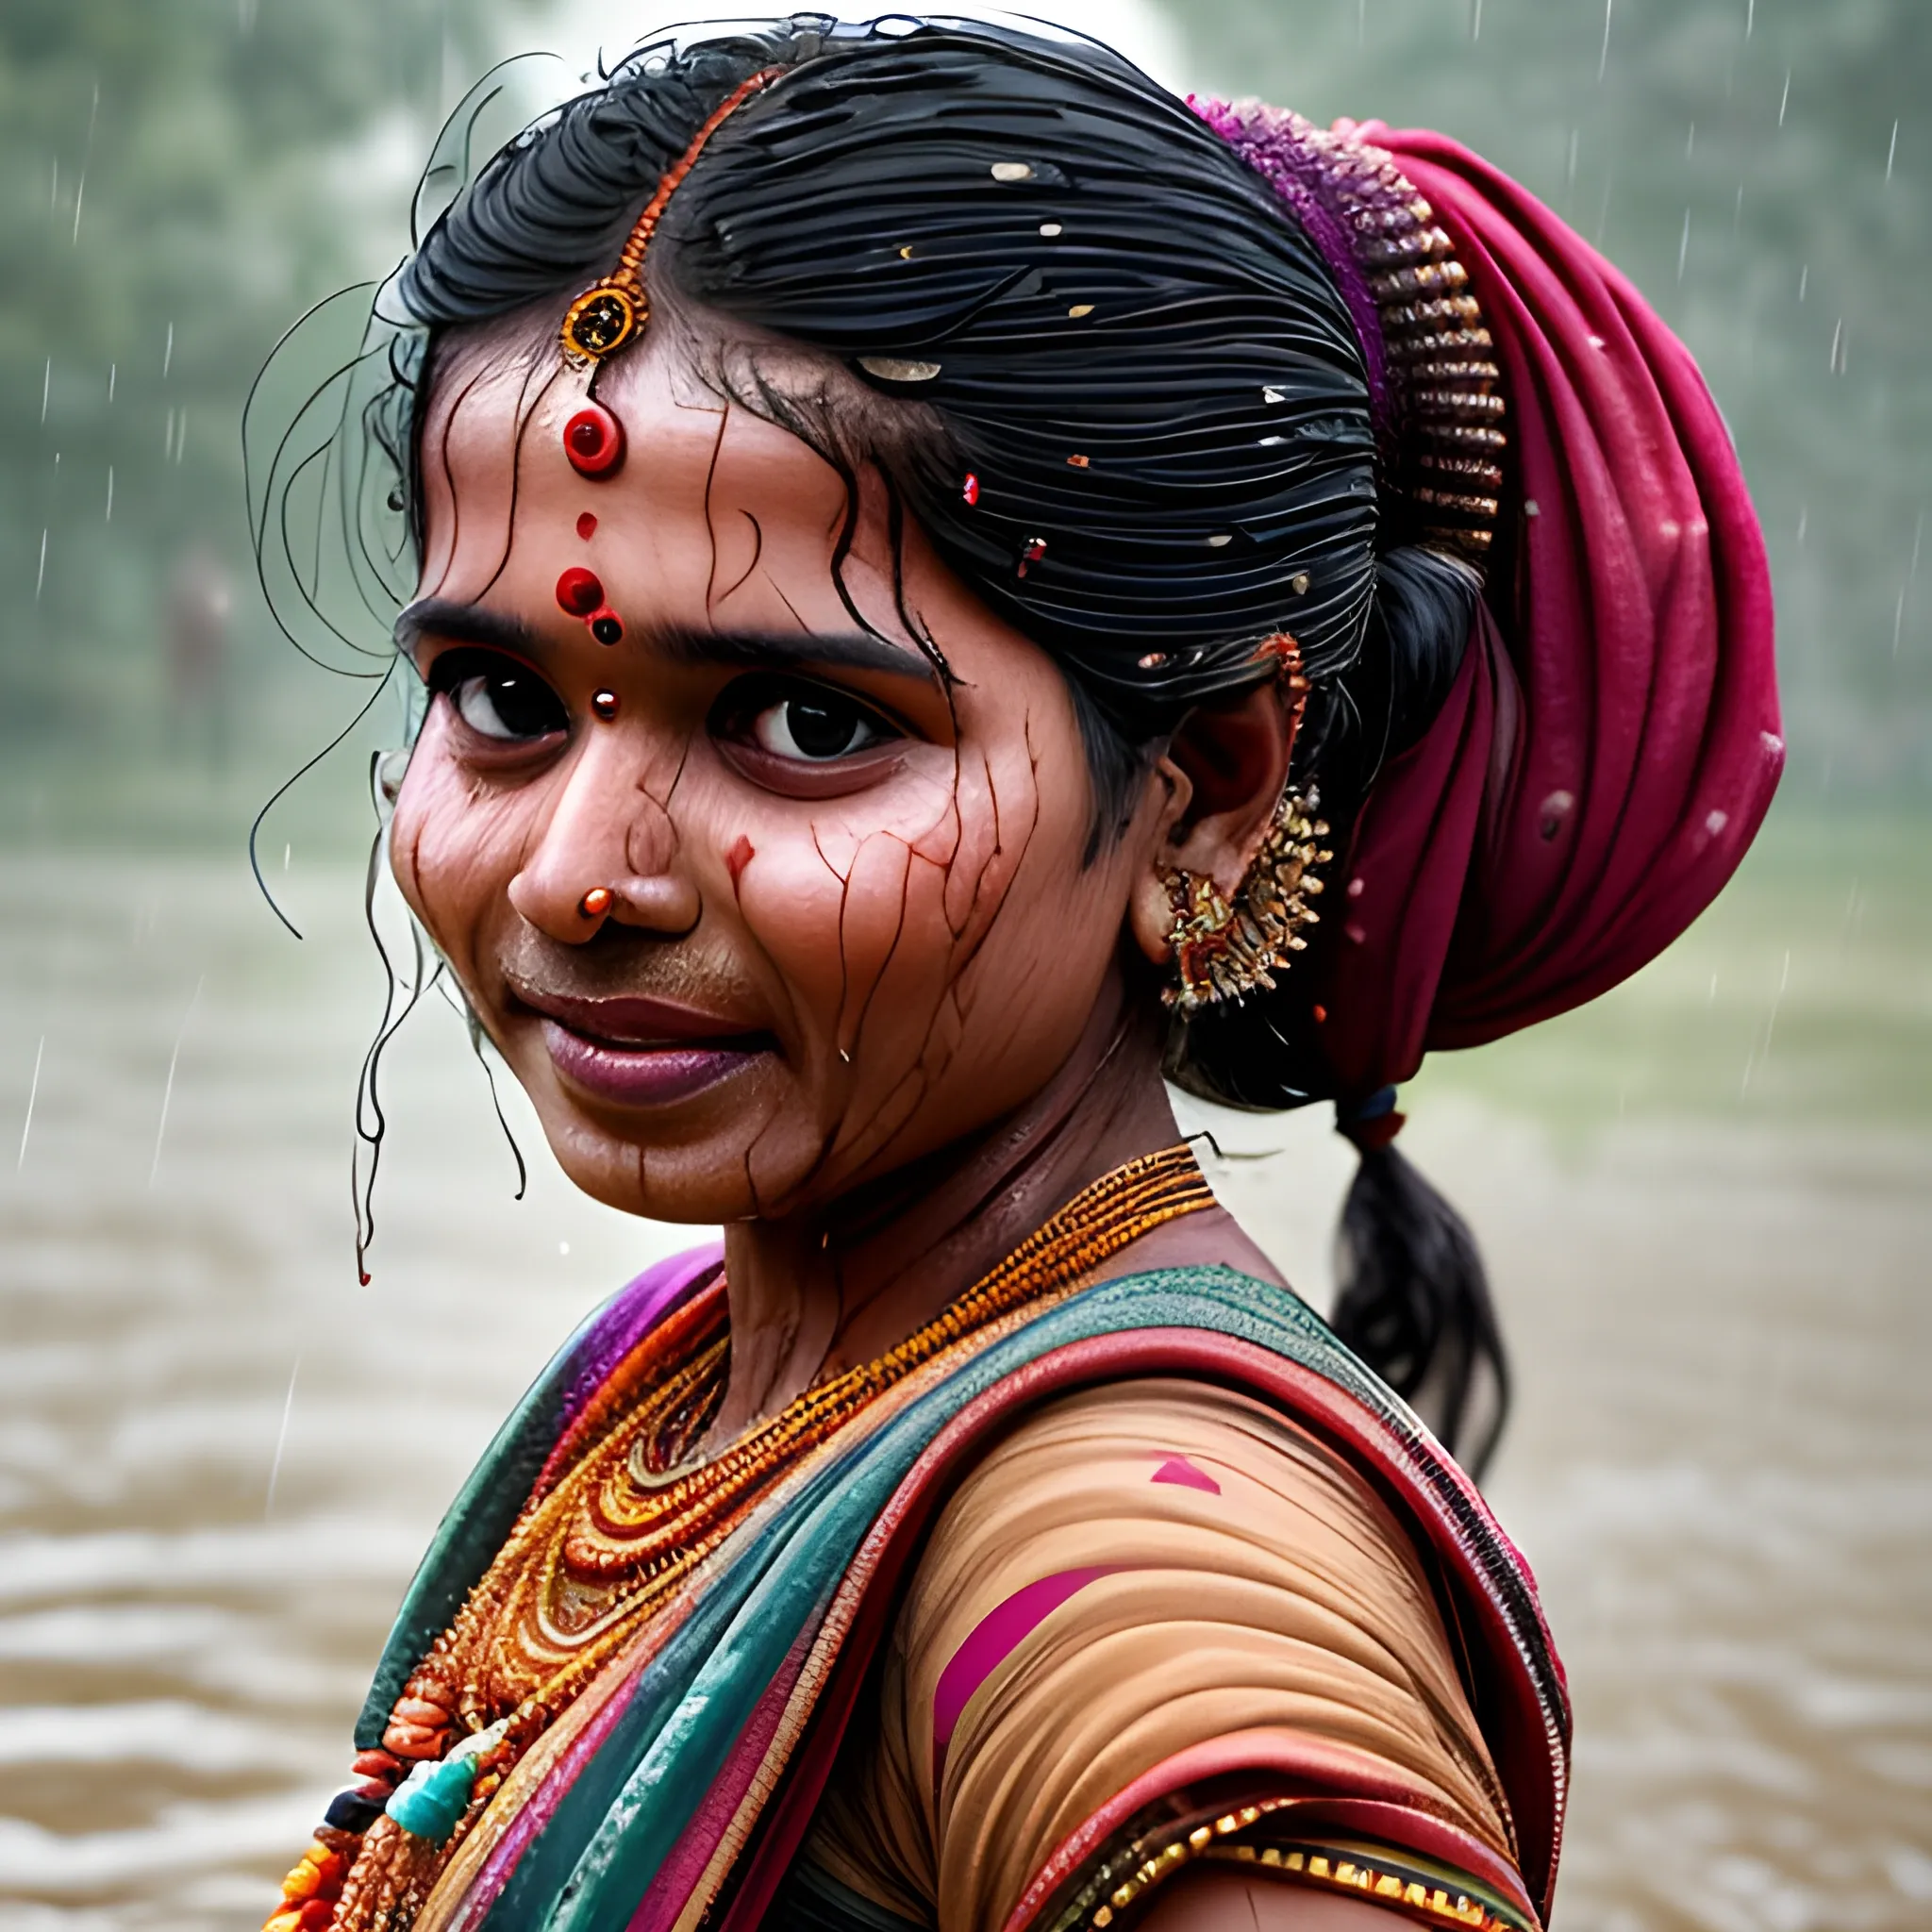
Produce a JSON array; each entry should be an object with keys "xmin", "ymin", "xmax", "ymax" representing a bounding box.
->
[
  {"xmin": 652, "ymin": 624, "xmax": 940, "ymax": 682},
  {"xmin": 393, "ymin": 598, "xmax": 541, "ymax": 656}
]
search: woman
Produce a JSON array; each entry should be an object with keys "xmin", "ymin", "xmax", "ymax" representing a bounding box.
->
[{"xmin": 250, "ymin": 15, "xmax": 1778, "ymax": 1931}]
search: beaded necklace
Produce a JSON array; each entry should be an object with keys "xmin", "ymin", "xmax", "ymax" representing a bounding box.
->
[{"xmin": 272, "ymin": 1143, "xmax": 1214, "ymax": 1932}]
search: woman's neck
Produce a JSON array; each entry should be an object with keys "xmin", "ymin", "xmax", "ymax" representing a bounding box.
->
[{"xmin": 709, "ymin": 968, "xmax": 1188, "ymax": 1441}]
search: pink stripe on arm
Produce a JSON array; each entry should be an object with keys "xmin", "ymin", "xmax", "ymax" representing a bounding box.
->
[
  {"xmin": 1150, "ymin": 1454, "xmax": 1221, "ymax": 1494},
  {"xmin": 932, "ymin": 1566, "xmax": 1124, "ymax": 1791}
]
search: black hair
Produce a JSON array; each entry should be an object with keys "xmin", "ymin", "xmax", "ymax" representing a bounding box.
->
[
  {"xmin": 396, "ymin": 17, "xmax": 1477, "ymax": 799},
  {"xmin": 254, "ymin": 13, "xmax": 1505, "ymax": 1473}
]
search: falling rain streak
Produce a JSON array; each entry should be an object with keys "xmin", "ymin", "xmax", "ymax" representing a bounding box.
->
[
  {"xmin": 17, "ymin": 1036, "xmax": 44, "ymax": 1171},
  {"xmin": 149, "ymin": 974, "xmax": 204, "ymax": 1189},
  {"xmin": 264, "ymin": 1353, "xmax": 305, "ymax": 1519}
]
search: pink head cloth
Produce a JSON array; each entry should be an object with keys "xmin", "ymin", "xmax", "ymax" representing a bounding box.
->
[{"xmin": 1208, "ymin": 112, "xmax": 1782, "ymax": 1099}]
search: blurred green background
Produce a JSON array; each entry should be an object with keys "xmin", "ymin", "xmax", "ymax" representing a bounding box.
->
[{"xmin": 1, "ymin": 4, "xmax": 1927, "ymax": 1928}]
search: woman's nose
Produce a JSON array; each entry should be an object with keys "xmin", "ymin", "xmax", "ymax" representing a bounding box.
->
[{"xmin": 507, "ymin": 740, "xmax": 702, "ymax": 942}]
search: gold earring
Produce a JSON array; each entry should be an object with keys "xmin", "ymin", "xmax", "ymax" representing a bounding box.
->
[{"xmin": 1161, "ymin": 785, "xmax": 1333, "ymax": 1012}]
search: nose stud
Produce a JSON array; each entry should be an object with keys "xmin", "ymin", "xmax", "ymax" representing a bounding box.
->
[
  {"xmin": 578, "ymin": 886, "xmax": 614, "ymax": 921},
  {"xmin": 591, "ymin": 690, "xmax": 620, "ymax": 721}
]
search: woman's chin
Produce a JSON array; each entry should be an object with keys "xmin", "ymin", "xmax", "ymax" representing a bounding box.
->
[{"xmin": 531, "ymin": 1073, "xmax": 823, "ymax": 1224}]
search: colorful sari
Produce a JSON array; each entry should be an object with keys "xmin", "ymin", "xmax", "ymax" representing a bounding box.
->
[{"xmin": 313, "ymin": 1248, "xmax": 1566, "ymax": 1932}]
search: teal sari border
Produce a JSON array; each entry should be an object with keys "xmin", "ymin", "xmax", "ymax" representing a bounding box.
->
[{"xmin": 353, "ymin": 1265, "xmax": 1559, "ymax": 1929}]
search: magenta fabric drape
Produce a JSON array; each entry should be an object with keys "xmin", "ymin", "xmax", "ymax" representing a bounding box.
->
[{"xmin": 1313, "ymin": 125, "xmax": 1783, "ymax": 1099}]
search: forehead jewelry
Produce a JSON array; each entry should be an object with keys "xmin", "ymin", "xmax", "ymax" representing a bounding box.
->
[{"xmin": 558, "ymin": 68, "xmax": 781, "ymax": 370}]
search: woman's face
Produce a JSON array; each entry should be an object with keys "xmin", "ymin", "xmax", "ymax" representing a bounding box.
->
[{"xmin": 390, "ymin": 327, "xmax": 1162, "ymax": 1224}]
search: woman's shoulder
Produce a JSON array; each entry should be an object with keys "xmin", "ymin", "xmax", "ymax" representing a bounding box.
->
[{"xmin": 807, "ymin": 1373, "xmax": 1536, "ymax": 1932}]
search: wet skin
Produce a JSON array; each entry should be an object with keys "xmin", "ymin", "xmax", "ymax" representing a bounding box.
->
[{"xmin": 391, "ymin": 318, "xmax": 1295, "ymax": 1438}]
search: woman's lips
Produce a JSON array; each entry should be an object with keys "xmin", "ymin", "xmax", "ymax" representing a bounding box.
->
[
  {"xmin": 512, "ymin": 989, "xmax": 774, "ymax": 1108},
  {"xmin": 540, "ymin": 1021, "xmax": 768, "ymax": 1107}
]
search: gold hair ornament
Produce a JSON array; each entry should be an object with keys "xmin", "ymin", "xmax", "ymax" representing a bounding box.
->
[{"xmin": 558, "ymin": 69, "xmax": 782, "ymax": 368}]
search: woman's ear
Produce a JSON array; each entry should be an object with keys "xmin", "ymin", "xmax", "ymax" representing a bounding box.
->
[{"xmin": 1126, "ymin": 676, "xmax": 1299, "ymax": 968}]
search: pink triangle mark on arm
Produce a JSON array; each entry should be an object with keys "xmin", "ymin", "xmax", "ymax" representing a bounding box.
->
[{"xmin": 1150, "ymin": 1453, "xmax": 1221, "ymax": 1494}]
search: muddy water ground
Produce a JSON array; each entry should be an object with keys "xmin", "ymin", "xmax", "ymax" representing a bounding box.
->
[{"xmin": 0, "ymin": 833, "xmax": 1927, "ymax": 1931}]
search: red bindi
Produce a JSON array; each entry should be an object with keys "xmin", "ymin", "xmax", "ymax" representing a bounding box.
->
[
  {"xmin": 575, "ymin": 511, "xmax": 597, "ymax": 540},
  {"xmin": 562, "ymin": 404, "xmax": 625, "ymax": 478},
  {"xmin": 556, "ymin": 567, "xmax": 604, "ymax": 617}
]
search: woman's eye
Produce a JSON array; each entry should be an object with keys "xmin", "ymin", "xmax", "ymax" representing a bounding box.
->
[
  {"xmin": 746, "ymin": 687, "xmax": 895, "ymax": 762},
  {"xmin": 428, "ymin": 650, "xmax": 567, "ymax": 743}
]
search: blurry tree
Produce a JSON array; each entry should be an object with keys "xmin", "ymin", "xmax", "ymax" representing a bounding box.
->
[
  {"xmin": 0, "ymin": 0, "xmax": 533, "ymax": 767},
  {"xmin": 1168, "ymin": 0, "xmax": 1931, "ymax": 791}
]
